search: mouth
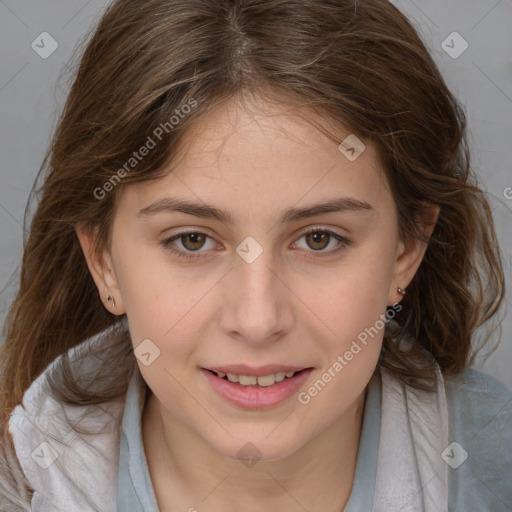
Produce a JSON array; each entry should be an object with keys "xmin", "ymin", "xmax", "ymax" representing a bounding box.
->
[{"xmin": 200, "ymin": 366, "xmax": 314, "ymax": 409}]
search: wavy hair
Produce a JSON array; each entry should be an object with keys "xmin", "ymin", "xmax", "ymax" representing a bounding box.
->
[{"xmin": 0, "ymin": 0, "xmax": 505, "ymax": 506}]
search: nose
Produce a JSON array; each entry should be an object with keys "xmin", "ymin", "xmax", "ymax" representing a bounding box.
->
[{"xmin": 218, "ymin": 246, "xmax": 294, "ymax": 347}]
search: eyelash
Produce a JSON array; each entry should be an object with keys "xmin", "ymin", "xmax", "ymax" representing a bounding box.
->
[{"xmin": 160, "ymin": 226, "xmax": 351, "ymax": 261}]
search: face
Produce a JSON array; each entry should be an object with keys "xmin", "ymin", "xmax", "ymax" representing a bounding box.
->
[{"xmin": 79, "ymin": 96, "xmax": 429, "ymax": 462}]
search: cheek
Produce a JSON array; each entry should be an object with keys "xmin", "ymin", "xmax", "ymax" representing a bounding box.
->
[
  {"xmin": 114, "ymin": 239, "xmax": 191, "ymax": 326},
  {"xmin": 297, "ymin": 272, "xmax": 388, "ymax": 418},
  {"xmin": 295, "ymin": 243, "xmax": 394, "ymax": 394},
  {"xmin": 302, "ymin": 254, "xmax": 392, "ymax": 343},
  {"xmin": 112, "ymin": 245, "xmax": 196, "ymax": 368}
]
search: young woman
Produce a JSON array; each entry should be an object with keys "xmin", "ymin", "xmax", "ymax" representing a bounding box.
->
[{"xmin": 1, "ymin": 0, "xmax": 511, "ymax": 510}]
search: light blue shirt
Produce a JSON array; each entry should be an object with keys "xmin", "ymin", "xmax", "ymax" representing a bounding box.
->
[
  {"xmin": 117, "ymin": 370, "xmax": 159, "ymax": 512},
  {"xmin": 117, "ymin": 367, "xmax": 512, "ymax": 511}
]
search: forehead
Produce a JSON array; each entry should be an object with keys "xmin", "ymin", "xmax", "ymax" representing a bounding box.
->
[
  {"xmin": 172, "ymin": 96, "xmax": 379, "ymax": 172},
  {"xmin": 119, "ymin": 95, "xmax": 391, "ymax": 220}
]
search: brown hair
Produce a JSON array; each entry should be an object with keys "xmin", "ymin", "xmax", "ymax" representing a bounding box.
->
[{"xmin": 0, "ymin": 0, "xmax": 505, "ymax": 505}]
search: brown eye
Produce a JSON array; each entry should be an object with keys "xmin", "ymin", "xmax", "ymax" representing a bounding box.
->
[
  {"xmin": 305, "ymin": 231, "xmax": 331, "ymax": 251},
  {"xmin": 293, "ymin": 228, "xmax": 351, "ymax": 256},
  {"xmin": 161, "ymin": 230, "xmax": 219, "ymax": 260},
  {"xmin": 180, "ymin": 233, "xmax": 207, "ymax": 251}
]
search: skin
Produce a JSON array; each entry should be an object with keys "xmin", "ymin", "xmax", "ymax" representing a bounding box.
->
[{"xmin": 77, "ymin": 95, "xmax": 438, "ymax": 511}]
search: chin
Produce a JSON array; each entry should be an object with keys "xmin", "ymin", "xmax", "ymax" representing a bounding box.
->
[{"xmin": 208, "ymin": 429, "xmax": 306, "ymax": 465}]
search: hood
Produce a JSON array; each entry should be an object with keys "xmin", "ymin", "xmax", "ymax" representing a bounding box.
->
[{"xmin": 7, "ymin": 322, "xmax": 131, "ymax": 512}]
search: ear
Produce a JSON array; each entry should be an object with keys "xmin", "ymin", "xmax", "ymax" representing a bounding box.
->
[
  {"xmin": 75, "ymin": 222, "xmax": 126, "ymax": 315},
  {"xmin": 388, "ymin": 202, "xmax": 440, "ymax": 306}
]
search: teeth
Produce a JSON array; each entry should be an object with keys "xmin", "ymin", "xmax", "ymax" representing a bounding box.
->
[
  {"xmin": 257, "ymin": 374, "xmax": 276, "ymax": 387},
  {"xmin": 216, "ymin": 370, "xmax": 299, "ymax": 386},
  {"xmin": 239, "ymin": 375, "xmax": 257, "ymax": 386}
]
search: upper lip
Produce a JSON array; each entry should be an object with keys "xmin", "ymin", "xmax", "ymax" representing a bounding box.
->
[{"xmin": 205, "ymin": 364, "xmax": 310, "ymax": 377}]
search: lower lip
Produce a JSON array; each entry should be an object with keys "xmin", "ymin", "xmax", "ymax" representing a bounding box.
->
[{"xmin": 201, "ymin": 368, "xmax": 313, "ymax": 410}]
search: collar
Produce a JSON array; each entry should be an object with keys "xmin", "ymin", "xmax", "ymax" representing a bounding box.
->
[{"xmin": 117, "ymin": 365, "xmax": 159, "ymax": 511}]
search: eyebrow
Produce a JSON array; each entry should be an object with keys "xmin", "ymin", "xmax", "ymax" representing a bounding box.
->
[{"xmin": 137, "ymin": 196, "xmax": 373, "ymax": 224}]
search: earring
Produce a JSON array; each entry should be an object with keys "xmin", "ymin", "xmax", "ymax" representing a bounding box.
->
[
  {"xmin": 397, "ymin": 287, "xmax": 406, "ymax": 296},
  {"xmin": 106, "ymin": 294, "xmax": 116, "ymax": 308}
]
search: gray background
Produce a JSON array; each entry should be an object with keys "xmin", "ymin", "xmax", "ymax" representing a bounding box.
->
[{"xmin": 1, "ymin": 0, "xmax": 511, "ymax": 388}]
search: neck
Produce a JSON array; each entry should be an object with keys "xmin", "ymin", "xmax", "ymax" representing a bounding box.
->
[{"xmin": 142, "ymin": 389, "xmax": 367, "ymax": 512}]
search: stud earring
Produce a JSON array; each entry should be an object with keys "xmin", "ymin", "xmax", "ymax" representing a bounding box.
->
[
  {"xmin": 397, "ymin": 287, "xmax": 406, "ymax": 296},
  {"xmin": 106, "ymin": 294, "xmax": 116, "ymax": 308}
]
